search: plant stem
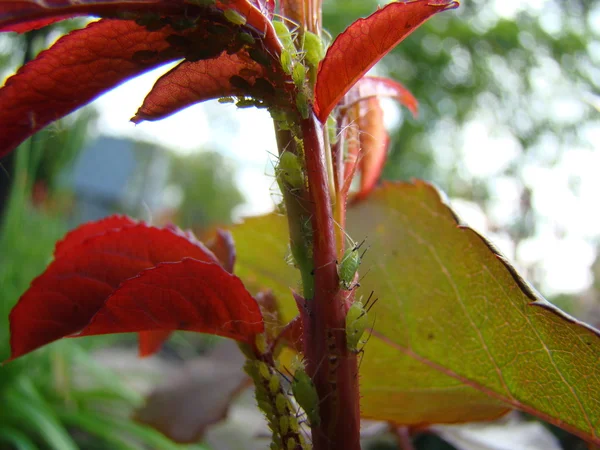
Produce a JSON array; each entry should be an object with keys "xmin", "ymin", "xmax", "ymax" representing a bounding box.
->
[{"xmin": 300, "ymin": 113, "xmax": 361, "ymax": 450}]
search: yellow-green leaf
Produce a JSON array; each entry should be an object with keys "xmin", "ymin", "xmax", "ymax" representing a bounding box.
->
[{"xmin": 231, "ymin": 181, "xmax": 600, "ymax": 443}]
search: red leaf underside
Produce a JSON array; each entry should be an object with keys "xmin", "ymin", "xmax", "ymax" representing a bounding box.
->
[
  {"xmin": 78, "ymin": 259, "xmax": 264, "ymax": 342},
  {"xmin": 344, "ymin": 76, "xmax": 418, "ymax": 118},
  {"xmin": 9, "ymin": 224, "xmax": 219, "ymax": 359},
  {"xmin": 355, "ymin": 97, "xmax": 389, "ymax": 202},
  {"xmin": 314, "ymin": 0, "xmax": 458, "ymax": 122},
  {"xmin": 0, "ymin": 19, "xmax": 186, "ymax": 157},
  {"xmin": 206, "ymin": 229, "xmax": 236, "ymax": 274},
  {"xmin": 0, "ymin": 0, "xmax": 182, "ymax": 32},
  {"xmin": 132, "ymin": 52, "xmax": 268, "ymax": 123}
]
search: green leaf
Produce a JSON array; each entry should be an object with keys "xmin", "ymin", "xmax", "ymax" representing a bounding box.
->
[
  {"xmin": 232, "ymin": 181, "xmax": 600, "ymax": 444},
  {"xmin": 233, "ymin": 213, "xmax": 300, "ymax": 322}
]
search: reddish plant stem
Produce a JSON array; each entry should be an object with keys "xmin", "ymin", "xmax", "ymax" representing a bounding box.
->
[{"xmin": 300, "ymin": 113, "xmax": 361, "ymax": 450}]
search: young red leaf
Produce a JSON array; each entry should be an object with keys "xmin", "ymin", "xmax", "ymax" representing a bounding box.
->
[
  {"xmin": 206, "ymin": 229, "xmax": 236, "ymax": 274},
  {"xmin": 0, "ymin": 19, "xmax": 186, "ymax": 157},
  {"xmin": 344, "ymin": 76, "xmax": 418, "ymax": 118},
  {"xmin": 314, "ymin": 0, "xmax": 458, "ymax": 122},
  {"xmin": 132, "ymin": 53, "xmax": 268, "ymax": 123},
  {"xmin": 9, "ymin": 223, "xmax": 221, "ymax": 359},
  {"xmin": 354, "ymin": 97, "xmax": 390, "ymax": 202},
  {"xmin": 54, "ymin": 214, "xmax": 137, "ymax": 257},
  {"xmin": 77, "ymin": 258, "xmax": 264, "ymax": 341}
]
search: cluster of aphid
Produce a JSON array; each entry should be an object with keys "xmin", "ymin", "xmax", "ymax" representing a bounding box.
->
[
  {"xmin": 243, "ymin": 335, "xmax": 310, "ymax": 450},
  {"xmin": 272, "ymin": 20, "xmax": 325, "ymax": 119}
]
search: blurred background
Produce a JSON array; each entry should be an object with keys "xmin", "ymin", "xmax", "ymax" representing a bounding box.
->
[{"xmin": 0, "ymin": 0, "xmax": 598, "ymax": 448}]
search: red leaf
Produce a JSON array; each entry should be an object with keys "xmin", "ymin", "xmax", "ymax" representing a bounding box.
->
[
  {"xmin": 354, "ymin": 97, "xmax": 389, "ymax": 202},
  {"xmin": 0, "ymin": 17, "xmax": 69, "ymax": 33},
  {"xmin": 77, "ymin": 259, "xmax": 264, "ymax": 342},
  {"xmin": 0, "ymin": 0, "xmax": 175, "ymax": 33},
  {"xmin": 9, "ymin": 224, "xmax": 220, "ymax": 359},
  {"xmin": 54, "ymin": 215, "xmax": 137, "ymax": 257},
  {"xmin": 206, "ymin": 229, "xmax": 236, "ymax": 274},
  {"xmin": 0, "ymin": 19, "xmax": 185, "ymax": 157},
  {"xmin": 217, "ymin": 0, "xmax": 280, "ymax": 54},
  {"xmin": 314, "ymin": 0, "xmax": 458, "ymax": 122},
  {"xmin": 138, "ymin": 330, "xmax": 174, "ymax": 357},
  {"xmin": 132, "ymin": 52, "xmax": 268, "ymax": 123},
  {"xmin": 344, "ymin": 76, "xmax": 418, "ymax": 118}
]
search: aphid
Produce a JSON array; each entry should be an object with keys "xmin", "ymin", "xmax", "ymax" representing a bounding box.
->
[
  {"xmin": 223, "ymin": 8, "xmax": 246, "ymax": 26},
  {"xmin": 273, "ymin": 20, "xmax": 295, "ymax": 51},
  {"xmin": 238, "ymin": 31, "xmax": 255, "ymax": 45},
  {"xmin": 273, "ymin": 20, "xmax": 298, "ymax": 75},
  {"xmin": 292, "ymin": 62, "xmax": 306, "ymax": 89},
  {"xmin": 291, "ymin": 360, "xmax": 320, "ymax": 426},
  {"xmin": 295, "ymin": 91, "xmax": 310, "ymax": 120},
  {"xmin": 302, "ymin": 30, "xmax": 325, "ymax": 69},
  {"xmin": 277, "ymin": 151, "xmax": 304, "ymax": 190},
  {"xmin": 345, "ymin": 292, "xmax": 377, "ymax": 352},
  {"xmin": 279, "ymin": 415, "xmax": 290, "ymax": 435},
  {"xmin": 338, "ymin": 240, "xmax": 366, "ymax": 290},
  {"xmin": 218, "ymin": 96, "xmax": 235, "ymax": 104}
]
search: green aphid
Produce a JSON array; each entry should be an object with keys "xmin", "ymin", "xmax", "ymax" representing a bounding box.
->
[
  {"xmin": 277, "ymin": 151, "xmax": 304, "ymax": 189},
  {"xmin": 295, "ymin": 91, "xmax": 309, "ymax": 119},
  {"xmin": 273, "ymin": 21, "xmax": 295, "ymax": 52},
  {"xmin": 238, "ymin": 31, "xmax": 255, "ymax": 45},
  {"xmin": 223, "ymin": 8, "xmax": 246, "ymax": 26},
  {"xmin": 302, "ymin": 31, "xmax": 325, "ymax": 69},
  {"xmin": 280, "ymin": 49, "xmax": 294, "ymax": 75},
  {"xmin": 346, "ymin": 292, "xmax": 377, "ymax": 352},
  {"xmin": 291, "ymin": 362, "xmax": 320, "ymax": 426},
  {"xmin": 273, "ymin": 21, "xmax": 300, "ymax": 75},
  {"xmin": 338, "ymin": 241, "xmax": 365, "ymax": 290},
  {"xmin": 292, "ymin": 62, "xmax": 306, "ymax": 89},
  {"xmin": 218, "ymin": 96, "xmax": 235, "ymax": 104}
]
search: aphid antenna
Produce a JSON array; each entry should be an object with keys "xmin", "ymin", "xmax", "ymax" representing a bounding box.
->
[
  {"xmin": 310, "ymin": 257, "xmax": 338, "ymax": 275},
  {"xmin": 364, "ymin": 293, "xmax": 379, "ymax": 314},
  {"xmin": 331, "ymin": 217, "xmax": 368, "ymax": 253},
  {"xmin": 271, "ymin": 13, "xmax": 301, "ymax": 31},
  {"xmin": 356, "ymin": 315, "xmax": 377, "ymax": 374},
  {"xmin": 276, "ymin": 367, "xmax": 293, "ymax": 385}
]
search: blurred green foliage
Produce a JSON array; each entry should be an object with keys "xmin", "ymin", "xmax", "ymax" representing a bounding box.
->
[{"xmin": 169, "ymin": 151, "xmax": 244, "ymax": 229}]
